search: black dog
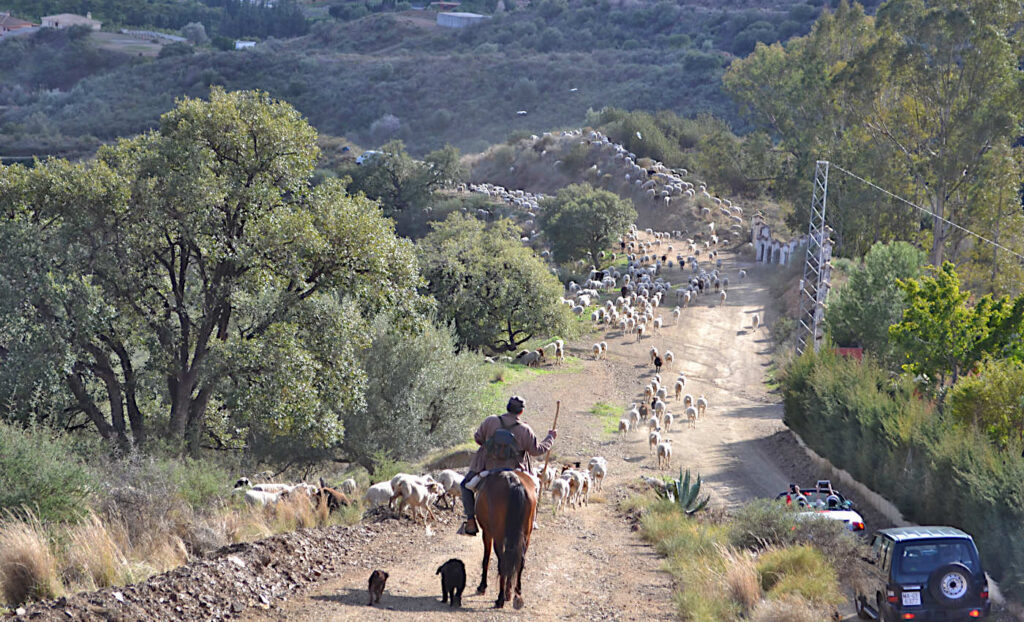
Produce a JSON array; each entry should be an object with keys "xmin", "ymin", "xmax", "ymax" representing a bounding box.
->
[
  {"xmin": 436, "ymin": 558, "xmax": 466, "ymax": 607},
  {"xmin": 367, "ymin": 569, "xmax": 388, "ymax": 606}
]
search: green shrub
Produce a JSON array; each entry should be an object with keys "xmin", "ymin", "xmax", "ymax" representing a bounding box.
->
[
  {"xmin": 172, "ymin": 458, "xmax": 232, "ymax": 509},
  {"xmin": 0, "ymin": 423, "xmax": 96, "ymax": 523},
  {"xmin": 369, "ymin": 450, "xmax": 413, "ymax": 481},
  {"xmin": 824, "ymin": 241, "xmax": 924, "ymax": 356},
  {"xmin": 729, "ymin": 498, "xmax": 799, "ymax": 550},
  {"xmin": 755, "ymin": 545, "xmax": 842, "ymax": 605}
]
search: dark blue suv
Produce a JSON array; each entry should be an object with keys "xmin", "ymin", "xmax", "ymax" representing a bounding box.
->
[{"xmin": 855, "ymin": 526, "xmax": 990, "ymax": 621}]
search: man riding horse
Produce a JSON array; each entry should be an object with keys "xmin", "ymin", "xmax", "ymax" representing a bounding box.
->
[{"xmin": 460, "ymin": 396, "xmax": 557, "ymax": 536}]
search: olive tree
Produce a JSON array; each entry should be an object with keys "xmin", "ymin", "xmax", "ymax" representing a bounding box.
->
[
  {"xmin": 538, "ymin": 183, "xmax": 636, "ymax": 265},
  {"xmin": 418, "ymin": 213, "xmax": 572, "ymax": 352},
  {"xmin": 340, "ymin": 315, "xmax": 486, "ymax": 469},
  {"xmin": 0, "ymin": 88, "xmax": 420, "ymax": 452}
]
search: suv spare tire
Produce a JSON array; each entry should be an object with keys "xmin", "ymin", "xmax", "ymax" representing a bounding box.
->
[{"xmin": 928, "ymin": 563, "xmax": 972, "ymax": 608}]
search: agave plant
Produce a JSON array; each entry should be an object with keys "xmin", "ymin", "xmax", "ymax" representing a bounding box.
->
[{"xmin": 656, "ymin": 468, "xmax": 710, "ymax": 515}]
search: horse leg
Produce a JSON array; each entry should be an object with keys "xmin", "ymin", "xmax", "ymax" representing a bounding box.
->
[
  {"xmin": 477, "ymin": 534, "xmax": 491, "ymax": 595},
  {"xmin": 496, "ymin": 565, "xmax": 512, "ymax": 609},
  {"xmin": 513, "ymin": 557, "xmax": 525, "ymax": 610},
  {"xmin": 493, "ymin": 543, "xmax": 506, "ymax": 608}
]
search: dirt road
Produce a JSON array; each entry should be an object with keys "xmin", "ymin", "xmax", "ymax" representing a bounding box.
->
[{"xmin": 241, "ymin": 249, "xmax": 828, "ymax": 621}]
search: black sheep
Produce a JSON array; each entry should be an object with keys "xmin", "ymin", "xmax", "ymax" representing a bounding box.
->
[{"xmin": 436, "ymin": 558, "xmax": 466, "ymax": 607}]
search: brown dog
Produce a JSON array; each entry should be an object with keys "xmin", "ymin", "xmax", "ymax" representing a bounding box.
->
[{"xmin": 367, "ymin": 570, "xmax": 388, "ymax": 606}]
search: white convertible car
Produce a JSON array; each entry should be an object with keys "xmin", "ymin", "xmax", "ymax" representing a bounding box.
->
[{"xmin": 776, "ymin": 480, "xmax": 866, "ymax": 532}]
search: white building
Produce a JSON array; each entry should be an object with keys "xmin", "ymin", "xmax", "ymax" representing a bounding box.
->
[
  {"xmin": 436, "ymin": 12, "xmax": 489, "ymax": 28},
  {"xmin": 234, "ymin": 40, "xmax": 256, "ymax": 49},
  {"xmin": 40, "ymin": 12, "xmax": 101, "ymax": 30}
]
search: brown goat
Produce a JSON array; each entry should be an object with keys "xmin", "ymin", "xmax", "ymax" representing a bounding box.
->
[{"xmin": 317, "ymin": 478, "xmax": 351, "ymax": 513}]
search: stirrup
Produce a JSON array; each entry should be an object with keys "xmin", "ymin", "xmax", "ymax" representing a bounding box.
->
[{"xmin": 460, "ymin": 519, "xmax": 478, "ymax": 536}]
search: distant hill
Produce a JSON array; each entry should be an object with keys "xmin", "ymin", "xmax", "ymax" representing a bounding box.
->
[{"xmin": 0, "ymin": 0, "xmax": 871, "ymax": 159}]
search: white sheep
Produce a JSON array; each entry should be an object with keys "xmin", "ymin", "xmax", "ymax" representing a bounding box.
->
[
  {"xmin": 588, "ymin": 458, "xmax": 607, "ymax": 491},
  {"xmin": 389, "ymin": 473, "xmax": 436, "ymax": 509},
  {"xmin": 550, "ymin": 477, "xmax": 569, "ymax": 515},
  {"xmin": 562, "ymin": 470, "xmax": 586, "ymax": 509},
  {"xmin": 649, "ymin": 428, "xmax": 662, "ymax": 454},
  {"xmin": 719, "ymin": 290, "xmax": 727, "ymax": 305},
  {"xmin": 435, "ymin": 469, "xmax": 464, "ymax": 509},
  {"xmin": 684, "ymin": 393, "xmax": 694, "ymax": 408},
  {"xmin": 592, "ymin": 343, "xmax": 602, "ymax": 359},
  {"xmin": 739, "ymin": 269, "xmax": 747, "ymax": 280},
  {"xmin": 674, "ymin": 380, "xmax": 684, "ymax": 401},
  {"xmin": 657, "ymin": 440, "xmax": 673, "ymax": 469},
  {"xmin": 664, "ymin": 350, "xmax": 674, "ymax": 368},
  {"xmin": 649, "ymin": 346, "xmax": 659, "ymax": 364},
  {"xmin": 618, "ymin": 418, "xmax": 630, "ymax": 433},
  {"xmin": 251, "ymin": 483, "xmax": 295, "ymax": 494},
  {"xmin": 751, "ymin": 314, "xmax": 760, "ymax": 331},
  {"xmin": 656, "ymin": 387, "xmax": 668, "ymax": 402},
  {"xmin": 647, "ymin": 415, "xmax": 659, "ymax": 434},
  {"xmin": 697, "ymin": 395, "xmax": 709, "ymax": 418},
  {"xmin": 244, "ymin": 489, "xmax": 285, "ymax": 506},
  {"xmin": 395, "ymin": 479, "xmax": 440, "ymax": 524},
  {"xmin": 364, "ymin": 481, "xmax": 395, "ymax": 509},
  {"xmin": 636, "ymin": 323, "xmax": 646, "ymax": 341},
  {"xmin": 663, "ymin": 412, "xmax": 674, "ymax": 432},
  {"xmin": 339, "ymin": 478, "xmax": 358, "ymax": 495},
  {"xmin": 654, "ymin": 399, "xmax": 667, "ymax": 418},
  {"xmin": 599, "ymin": 341, "xmax": 608, "ymax": 359},
  {"xmin": 672, "ymin": 307, "xmax": 681, "ymax": 324},
  {"xmin": 686, "ymin": 406, "xmax": 698, "ymax": 429}
]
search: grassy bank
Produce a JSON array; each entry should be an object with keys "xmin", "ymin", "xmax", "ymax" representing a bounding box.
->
[
  {"xmin": 628, "ymin": 492, "xmax": 860, "ymax": 621},
  {"xmin": 782, "ymin": 350, "xmax": 1024, "ymax": 599}
]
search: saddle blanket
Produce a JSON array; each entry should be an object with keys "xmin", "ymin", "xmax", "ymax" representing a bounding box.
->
[{"xmin": 465, "ymin": 469, "xmax": 540, "ymax": 492}]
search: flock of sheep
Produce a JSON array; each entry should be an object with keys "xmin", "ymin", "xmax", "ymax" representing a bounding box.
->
[{"xmin": 551, "ymin": 225, "xmax": 761, "ymax": 473}]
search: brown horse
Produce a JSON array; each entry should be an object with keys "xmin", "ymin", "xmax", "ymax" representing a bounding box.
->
[{"xmin": 474, "ymin": 470, "xmax": 537, "ymax": 609}]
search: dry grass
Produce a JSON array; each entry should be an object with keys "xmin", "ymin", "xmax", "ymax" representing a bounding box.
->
[
  {"xmin": 749, "ymin": 594, "xmax": 823, "ymax": 622},
  {"xmin": 222, "ymin": 504, "xmax": 276, "ymax": 544},
  {"xmin": 720, "ymin": 546, "xmax": 762, "ymax": 613},
  {"xmin": 0, "ymin": 512, "xmax": 62, "ymax": 606},
  {"xmin": 270, "ymin": 493, "xmax": 328, "ymax": 533},
  {"xmin": 63, "ymin": 513, "xmax": 130, "ymax": 590}
]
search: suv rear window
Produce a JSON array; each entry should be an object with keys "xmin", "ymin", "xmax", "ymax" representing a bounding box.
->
[{"xmin": 894, "ymin": 540, "xmax": 979, "ymax": 581}]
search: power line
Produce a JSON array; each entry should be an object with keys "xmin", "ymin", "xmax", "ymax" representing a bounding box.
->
[{"xmin": 830, "ymin": 163, "xmax": 1024, "ymax": 263}]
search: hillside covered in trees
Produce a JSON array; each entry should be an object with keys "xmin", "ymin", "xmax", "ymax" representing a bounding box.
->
[{"xmin": 1, "ymin": 0, "xmax": 846, "ymax": 159}]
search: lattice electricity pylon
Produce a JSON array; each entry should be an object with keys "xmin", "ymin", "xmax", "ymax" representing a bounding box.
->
[{"xmin": 796, "ymin": 161, "xmax": 833, "ymax": 355}]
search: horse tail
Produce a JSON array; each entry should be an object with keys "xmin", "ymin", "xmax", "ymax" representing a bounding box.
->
[{"xmin": 499, "ymin": 471, "xmax": 527, "ymax": 579}]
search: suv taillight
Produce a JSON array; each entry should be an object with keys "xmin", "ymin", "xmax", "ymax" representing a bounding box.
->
[
  {"xmin": 887, "ymin": 589, "xmax": 897, "ymax": 604},
  {"xmin": 981, "ymin": 588, "xmax": 989, "ymax": 600},
  {"xmin": 851, "ymin": 521, "xmax": 865, "ymax": 531}
]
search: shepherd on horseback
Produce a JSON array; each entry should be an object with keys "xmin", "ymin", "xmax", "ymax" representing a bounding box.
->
[{"xmin": 460, "ymin": 395, "xmax": 556, "ymax": 536}]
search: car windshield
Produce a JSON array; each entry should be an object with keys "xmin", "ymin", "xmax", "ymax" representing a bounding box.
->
[{"xmin": 895, "ymin": 541, "xmax": 979, "ymax": 581}]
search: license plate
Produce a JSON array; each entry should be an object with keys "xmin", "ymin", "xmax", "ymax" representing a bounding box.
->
[{"xmin": 902, "ymin": 591, "xmax": 921, "ymax": 606}]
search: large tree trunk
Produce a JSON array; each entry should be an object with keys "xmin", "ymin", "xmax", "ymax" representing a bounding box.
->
[
  {"xmin": 168, "ymin": 371, "xmax": 198, "ymax": 437},
  {"xmin": 66, "ymin": 370, "xmax": 114, "ymax": 440}
]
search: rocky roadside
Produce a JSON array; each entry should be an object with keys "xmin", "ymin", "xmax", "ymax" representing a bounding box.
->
[{"xmin": 4, "ymin": 523, "xmax": 388, "ymax": 622}]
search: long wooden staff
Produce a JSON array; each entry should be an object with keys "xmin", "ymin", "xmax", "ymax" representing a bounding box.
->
[{"xmin": 540, "ymin": 400, "xmax": 561, "ymax": 476}]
